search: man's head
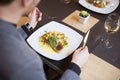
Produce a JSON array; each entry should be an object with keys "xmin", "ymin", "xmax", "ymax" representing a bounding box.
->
[
  {"xmin": 0, "ymin": 0, "xmax": 40, "ymax": 23},
  {"xmin": 0, "ymin": 0, "xmax": 40, "ymax": 15},
  {"xmin": 0, "ymin": 0, "xmax": 14, "ymax": 5},
  {"xmin": 22, "ymin": 0, "xmax": 40, "ymax": 15}
]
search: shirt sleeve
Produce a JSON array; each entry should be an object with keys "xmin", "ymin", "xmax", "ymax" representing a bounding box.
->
[
  {"xmin": 21, "ymin": 23, "xmax": 34, "ymax": 35},
  {"xmin": 60, "ymin": 69, "xmax": 81, "ymax": 80},
  {"xmin": 17, "ymin": 23, "xmax": 34, "ymax": 39},
  {"xmin": 68, "ymin": 62, "xmax": 81, "ymax": 75},
  {"xmin": 60, "ymin": 62, "xmax": 81, "ymax": 80}
]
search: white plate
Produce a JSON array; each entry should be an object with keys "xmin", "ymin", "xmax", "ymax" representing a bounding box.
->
[
  {"xmin": 27, "ymin": 21, "xmax": 83, "ymax": 60},
  {"xmin": 78, "ymin": 0, "xmax": 119, "ymax": 14}
]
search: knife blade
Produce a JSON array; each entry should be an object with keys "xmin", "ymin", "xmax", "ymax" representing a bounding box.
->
[{"xmin": 83, "ymin": 30, "xmax": 90, "ymax": 47}]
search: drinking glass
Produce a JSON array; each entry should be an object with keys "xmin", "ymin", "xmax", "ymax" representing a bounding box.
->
[
  {"xmin": 101, "ymin": 13, "xmax": 120, "ymax": 48},
  {"xmin": 60, "ymin": 0, "xmax": 71, "ymax": 4}
]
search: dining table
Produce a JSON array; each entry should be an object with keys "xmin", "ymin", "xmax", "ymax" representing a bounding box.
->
[{"xmin": 33, "ymin": 0, "xmax": 120, "ymax": 79}]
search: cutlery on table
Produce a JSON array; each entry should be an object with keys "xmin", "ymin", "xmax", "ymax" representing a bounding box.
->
[{"xmin": 83, "ymin": 30, "xmax": 90, "ymax": 48}]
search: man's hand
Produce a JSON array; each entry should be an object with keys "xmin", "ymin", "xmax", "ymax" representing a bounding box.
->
[
  {"xmin": 71, "ymin": 46, "xmax": 89, "ymax": 68},
  {"xmin": 28, "ymin": 7, "xmax": 42, "ymax": 29}
]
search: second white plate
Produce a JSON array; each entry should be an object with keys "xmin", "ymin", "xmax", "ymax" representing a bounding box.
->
[{"xmin": 78, "ymin": 0, "xmax": 119, "ymax": 14}]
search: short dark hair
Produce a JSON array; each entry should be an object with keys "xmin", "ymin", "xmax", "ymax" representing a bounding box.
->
[{"xmin": 0, "ymin": 0, "xmax": 14, "ymax": 5}]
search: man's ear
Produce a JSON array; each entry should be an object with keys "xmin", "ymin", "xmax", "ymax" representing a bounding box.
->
[{"xmin": 22, "ymin": 0, "xmax": 31, "ymax": 7}]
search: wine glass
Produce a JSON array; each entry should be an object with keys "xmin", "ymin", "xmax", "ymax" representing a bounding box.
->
[
  {"xmin": 60, "ymin": 0, "xmax": 71, "ymax": 4},
  {"xmin": 102, "ymin": 13, "xmax": 120, "ymax": 48}
]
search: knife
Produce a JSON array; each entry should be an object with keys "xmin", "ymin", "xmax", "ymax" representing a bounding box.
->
[{"xmin": 83, "ymin": 30, "xmax": 90, "ymax": 47}]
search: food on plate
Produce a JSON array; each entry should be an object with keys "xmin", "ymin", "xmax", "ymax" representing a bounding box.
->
[
  {"xmin": 79, "ymin": 11, "xmax": 89, "ymax": 18},
  {"xmin": 39, "ymin": 31, "xmax": 69, "ymax": 52},
  {"xmin": 78, "ymin": 10, "xmax": 90, "ymax": 24},
  {"xmin": 86, "ymin": 0, "xmax": 110, "ymax": 8}
]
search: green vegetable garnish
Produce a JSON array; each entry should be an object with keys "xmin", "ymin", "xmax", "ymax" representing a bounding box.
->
[
  {"xmin": 99, "ymin": 0, "xmax": 103, "ymax": 2},
  {"xmin": 79, "ymin": 11, "xmax": 89, "ymax": 17},
  {"xmin": 49, "ymin": 36, "xmax": 58, "ymax": 47}
]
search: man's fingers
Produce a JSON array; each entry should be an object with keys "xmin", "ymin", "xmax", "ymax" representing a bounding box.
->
[
  {"xmin": 74, "ymin": 46, "xmax": 88, "ymax": 54},
  {"xmin": 36, "ymin": 8, "xmax": 42, "ymax": 21}
]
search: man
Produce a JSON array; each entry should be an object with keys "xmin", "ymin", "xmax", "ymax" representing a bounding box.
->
[{"xmin": 0, "ymin": 0, "xmax": 89, "ymax": 80}]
